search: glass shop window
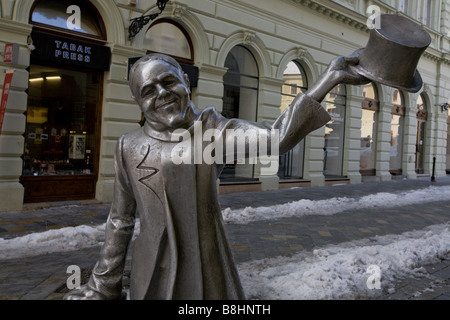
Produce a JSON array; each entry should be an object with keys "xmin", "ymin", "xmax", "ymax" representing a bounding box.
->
[
  {"xmin": 360, "ymin": 83, "xmax": 379, "ymax": 176},
  {"xmin": 278, "ymin": 61, "xmax": 307, "ymax": 179},
  {"xmin": 220, "ymin": 45, "xmax": 259, "ymax": 180},
  {"xmin": 415, "ymin": 94, "xmax": 428, "ymax": 174},
  {"xmin": 323, "ymin": 84, "xmax": 347, "ymax": 177},
  {"xmin": 23, "ymin": 65, "xmax": 100, "ymax": 177},
  {"xmin": 390, "ymin": 89, "xmax": 405, "ymax": 175}
]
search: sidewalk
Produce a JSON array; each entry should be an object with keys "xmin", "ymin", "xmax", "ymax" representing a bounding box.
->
[{"xmin": 1, "ymin": 176, "xmax": 450, "ymax": 300}]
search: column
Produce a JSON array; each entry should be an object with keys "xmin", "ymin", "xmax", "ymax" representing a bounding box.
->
[
  {"xmin": 376, "ymin": 89, "xmax": 394, "ymax": 181},
  {"xmin": 0, "ymin": 20, "xmax": 32, "ymax": 211},
  {"xmin": 95, "ymin": 45, "xmax": 145, "ymax": 202}
]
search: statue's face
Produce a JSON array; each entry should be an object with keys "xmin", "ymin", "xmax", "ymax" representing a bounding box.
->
[{"xmin": 133, "ymin": 60, "xmax": 193, "ymax": 131}]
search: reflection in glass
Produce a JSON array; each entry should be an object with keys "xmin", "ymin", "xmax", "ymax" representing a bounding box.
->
[
  {"xmin": 278, "ymin": 61, "xmax": 307, "ymax": 179},
  {"xmin": 360, "ymin": 84, "xmax": 378, "ymax": 174},
  {"xmin": 390, "ymin": 114, "xmax": 404, "ymax": 171},
  {"xmin": 390, "ymin": 89, "xmax": 404, "ymax": 173},
  {"xmin": 360, "ymin": 110, "xmax": 377, "ymax": 171},
  {"xmin": 220, "ymin": 46, "xmax": 259, "ymax": 180},
  {"xmin": 324, "ymin": 85, "xmax": 346, "ymax": 177},
  {"xmin": 144, "ymin": 22, "xmax": 191, "ymax": 60},
  {"xmin": 415, "ymin": 94, "xmax": 427, "ymax": 174},
  {"xmin": 31, "ymin": 0, "xmax": 102, "ymax": 36},
  {"xmin": 23, "ymin": 65, "xmax": 100, "ymax": 177}
]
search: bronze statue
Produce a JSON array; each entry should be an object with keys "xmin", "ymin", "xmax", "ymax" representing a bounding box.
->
[{"xmin": 64, "ymin": 14, "xmax": 429, "ymax": 300}]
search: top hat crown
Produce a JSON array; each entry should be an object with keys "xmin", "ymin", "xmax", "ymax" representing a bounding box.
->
[{"xmin": 353, "ymin": 14, "xmax": 431, "ymax": 93}]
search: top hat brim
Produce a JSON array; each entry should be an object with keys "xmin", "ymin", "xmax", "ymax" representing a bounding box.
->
[{"xmin": 350, "ymin": 48, "xmax": 423, "ymax": 93}]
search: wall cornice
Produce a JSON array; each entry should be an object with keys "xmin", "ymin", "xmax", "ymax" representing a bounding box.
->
[{"xmin": 290, "ymin": 0, "xmax": 369, "ymax": 32}]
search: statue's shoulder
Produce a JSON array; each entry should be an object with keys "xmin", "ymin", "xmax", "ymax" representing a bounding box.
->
[{"xmin": 199, "ymin": 106, "xmax": 226, "ymax": 126}]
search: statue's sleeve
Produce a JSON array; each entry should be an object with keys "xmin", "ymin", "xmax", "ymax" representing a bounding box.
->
[
  {"xmin": 273, "ymin": 93, "xmax": 331, "ymax": 154},
  {"xmin": 217, "ymin": 93, "xmax": 331, "ymax": 160},
  {"xmin": 87, "ymin": 135, "xmax": 137, "ymax": 299}
]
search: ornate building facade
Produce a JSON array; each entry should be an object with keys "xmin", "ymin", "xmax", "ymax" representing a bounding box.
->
[{"xmin": 0, "ymin": 0, "xmax": 449, "ymax": 211}]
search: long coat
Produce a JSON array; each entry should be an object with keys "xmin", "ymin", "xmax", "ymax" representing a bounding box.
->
[{"xmin": 86, "ymin": 94, "xmax": 330, "ymax": 300}]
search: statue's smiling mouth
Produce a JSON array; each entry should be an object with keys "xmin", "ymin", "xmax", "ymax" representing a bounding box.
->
[{"xmin": 155, "ymin": 98, "xmax": 177, "ymax": 110}]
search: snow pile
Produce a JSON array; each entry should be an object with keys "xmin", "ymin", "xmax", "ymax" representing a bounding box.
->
[
  {"xmin": 238, "ymin": 223, "xmax": 450, "ymax": 300},
  {"xmin": 0, "ymin": 224, "xmax": 106, "ymax": 260},
  {"xmin": 0, "ymin": 220, "xmax": 141, "ymax": 260},
  {"xmin": 222, "ymin": 185, "xmax": 450, "ymax": 224}
]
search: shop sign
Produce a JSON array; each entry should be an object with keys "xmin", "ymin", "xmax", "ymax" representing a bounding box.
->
[
  {"xmin": 0, "ymin": 70, "xmax": 15, "ymax": 135},
  {"xmin": 30, "ymin": 31, "xmax": 111, "ymax": 71},
  {"xmin": 3, "ymin": 43, "xmax": 19, "ymax": 64}
]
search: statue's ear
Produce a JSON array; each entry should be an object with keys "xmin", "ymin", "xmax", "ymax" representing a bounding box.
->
[{"xmin": 183, "ymin": 73, "xmax": 191, "ymax": 91}]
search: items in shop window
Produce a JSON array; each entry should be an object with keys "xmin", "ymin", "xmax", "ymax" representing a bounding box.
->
[{"xmin": 68, "ymin": 134, "xmax": 86, "ymax": 159}]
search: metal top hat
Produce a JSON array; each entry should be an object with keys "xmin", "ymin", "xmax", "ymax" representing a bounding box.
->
[{"xmin": 353, "ymin": 14, "xmax": 431, "ymax": 93}]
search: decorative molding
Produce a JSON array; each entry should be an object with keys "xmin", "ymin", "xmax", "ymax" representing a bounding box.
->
[
  {"xmin": 172, "ymin": 3, "xmax": 187, "ymax": 20},
  {"xmin": 291, "ymin": 0, "xmax": 368, "ymax": 32},
  {"xmin": 423, "ymin": 51, "xmax": 450, "ymax": 65},
  {"xmin": 296, "ymin": 47, "xmax": 308, "ymax": 59},
  {"xmin": 243, "ymin": 31, "xmax": 256, "ymax": 45}
]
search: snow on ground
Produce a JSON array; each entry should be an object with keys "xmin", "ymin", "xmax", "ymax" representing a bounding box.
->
[
  {"xmin": 0, "ymin": 185, "xmax": 450, "ymax": 299},
  {"xmin": 222, "ymin": 185, "xmax": 450, "ymax": 224},
  {"xmin": 238, "ymin": 223, "xmax": 450, "ymax": 299},
  {"xmin": 0, "ymin": 223, "xmax": 107, "ymax": 260}
]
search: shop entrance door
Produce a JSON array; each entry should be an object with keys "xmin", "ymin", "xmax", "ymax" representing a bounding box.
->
[{"xmin": 21, "ymin": 64, "xmax": 102, "ymax": 202}]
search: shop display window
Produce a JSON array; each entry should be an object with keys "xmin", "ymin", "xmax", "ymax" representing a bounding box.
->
[
  {"xmin": 323, "ymin": 84, "xmax": 346, "ymax": 177},
  {"xmin": 23, "ymin": 65, "xmax": 100, "ymax": 177}
]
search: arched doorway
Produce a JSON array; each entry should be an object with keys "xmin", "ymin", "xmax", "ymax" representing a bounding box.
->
[
  {"xmin": 21, "ymin": 0, "xmax": 109, "ymax": 203},
  {"xmin": 220, "ymin": 45, "xmax": 259, "ymax": 180}
]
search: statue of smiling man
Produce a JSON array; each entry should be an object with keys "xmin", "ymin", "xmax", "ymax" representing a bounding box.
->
[{"xmin": 64, "ymin": 52, "xmax": 368, "ymax": 300}]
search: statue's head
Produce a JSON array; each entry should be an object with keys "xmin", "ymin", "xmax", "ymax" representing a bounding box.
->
[{"xmin": 129, "ymin": 53, "xmax": 195, "ymax": 131}]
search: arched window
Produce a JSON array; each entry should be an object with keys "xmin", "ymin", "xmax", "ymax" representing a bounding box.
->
[
  {"xmin": 323, "ymin": 84, "xmax": 347, "ymax": 177},
  {"xmin": 390, "ymin": 89, "xmax": 405, "ymax": 175},
  {"xmin": 220, "ymin": 45, "xmax": 259, "ymax": 180},
  {"xmin": 416, "ymin": 94, "xmax": 428, "ymax": 174},
  {"xmin": 30, "ymin": 0, "xmax": 106, "ymax": 40},
  {"xmin": 278, "ymin": 61, "xmax": 307, "ymax": 179},
  {"xmin": 221, "ymin": 45, "xmax": 259, "ymax": 121},
  {"xmin": 143, "ymin": 20, "xmax": 193, "ymax": 64},
  {"xmin": 360, "ymin": 83, "xmax": 379, "ymax": 176}
]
